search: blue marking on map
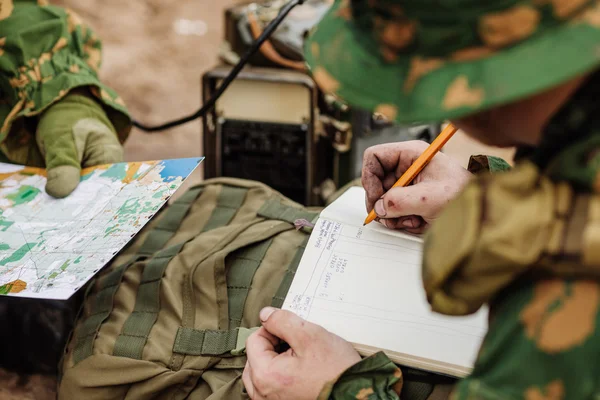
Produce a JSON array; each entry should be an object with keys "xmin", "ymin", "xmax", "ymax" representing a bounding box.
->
[{"xmin": 157, "ymin": 158, "xmax": 203, "ymax": 182}]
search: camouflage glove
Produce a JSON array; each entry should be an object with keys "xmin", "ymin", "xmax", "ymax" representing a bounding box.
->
[{"xmin": 36, "ymin": 92, "xmax": 123, "ymax": 198}]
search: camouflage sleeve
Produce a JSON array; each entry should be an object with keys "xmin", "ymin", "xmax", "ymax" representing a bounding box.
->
[
  {"xmin": 0, "ymin": 1, "xmax": 131, "ymax": 148},
  {"xmin": 452, "ymin": 278, "xmax": 600, "ymax": 400},
  {"xmin": 467, "ymin": 155, "xmax": 512, "ymax": 174},
  {"xmin": 317, "ymin": 352, "xmax": 403, "ymax": 400}
]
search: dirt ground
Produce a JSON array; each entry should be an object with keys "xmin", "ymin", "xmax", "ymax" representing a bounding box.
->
[{"xmin": 0, "ymin": 1, "xmax": 514, "ymax": 398}]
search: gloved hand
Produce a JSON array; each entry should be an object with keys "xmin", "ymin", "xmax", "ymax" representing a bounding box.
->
[{"xmin": 35, "ymin": 91, "xmax": 124, "ymax": 198}]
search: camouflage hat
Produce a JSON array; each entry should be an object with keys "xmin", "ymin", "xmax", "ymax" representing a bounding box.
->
[{"xmin": 304, "ymin": 0, "xmax": 600, "ymax": 124}]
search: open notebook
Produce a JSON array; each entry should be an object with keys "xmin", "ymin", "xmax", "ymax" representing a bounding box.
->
[{"xmin": 282, "ymin": 187, "xmax": 488, "ymax": 378}]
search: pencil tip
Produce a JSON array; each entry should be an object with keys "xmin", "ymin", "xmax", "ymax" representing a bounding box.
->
[{"xmin": 362, "ymin": 223, "xmax": 366, "ymax": 226}]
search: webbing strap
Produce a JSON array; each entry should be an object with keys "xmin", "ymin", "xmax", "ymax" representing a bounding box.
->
[
  {"xmin": 202, "ymin": 186, "xmax": 248, "ymax": 232},
  {"xmin": 110, "ymin": 188, "xmax": 205, "ymax": 359},
  {"xmin": 257, "ymin": 198, "xmax": 319, "ymax": 226},
  {"xmin": 271, "ymin": 237, "xmax": 308, "ymax": 308},
  {"xmin": 172, "ymin": 327, "xmax": 258, "ymax": 356},
  {"xmin": 72, "ymin": 260, "xmax": 137, "ymax": 364},
  {"xmin": 112, "ymin": 242, "xmax": 186, "ymax": 359},
  {"xmin": 138, "ymin": 187, "xmax": 203, "ymax": 255},
  {"xmin": 72, "ymin": 187, "xmax": 203, "ymax": 364},
  {"xmin": 227, "ymin": 239, "xmax": 274, "ymax": 329},
  {"xmin": 112, "ymin": 186, "xmax": 247, "ymax": 359}
]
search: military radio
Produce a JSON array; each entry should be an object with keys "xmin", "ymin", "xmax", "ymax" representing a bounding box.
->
[
  {"xmin": 200, "ymin": 0, "xmax": 441, "ymax": 206},
  {"xmin": 132, "ymin": 0, "xmax": 441, "ymax": 206},
  {"xmin": 202, "ymin": 66, "xmax": 321, "ymax": 205}
]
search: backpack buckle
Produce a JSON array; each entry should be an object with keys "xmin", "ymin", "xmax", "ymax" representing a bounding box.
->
[{"xmin": 230, "ymin": 327, "xmax": 260, "ymax": 356}]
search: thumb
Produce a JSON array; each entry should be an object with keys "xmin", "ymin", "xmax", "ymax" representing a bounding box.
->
[
  {"xmin": 259, "ymin": 307, "xmax": 314, "ymax": 351},
  {"xmin": 76, "ymin": 118, "xmax": 123, "ymax": 168},
  {"xmin": 373, "ymin": 184, "xmax": 434, "ymax": 220}
]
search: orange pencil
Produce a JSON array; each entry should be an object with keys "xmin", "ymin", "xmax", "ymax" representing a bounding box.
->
[{"xmin": 363, "ymin": 123, "xmax": 459, "ymax": 226}]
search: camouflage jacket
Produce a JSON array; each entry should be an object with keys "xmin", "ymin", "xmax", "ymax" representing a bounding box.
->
[
  {"xmin": 319, "ymin": 73, "xmax": 600, "ymax": 399},
  {"xmin": 0, "ymin": 0, "xmax": 131, "ymax": 164}
]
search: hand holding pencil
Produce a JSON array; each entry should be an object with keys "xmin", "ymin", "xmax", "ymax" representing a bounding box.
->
[{"xmin": 361, "ymin": 124, "xmax": 472, "ymax": 234}]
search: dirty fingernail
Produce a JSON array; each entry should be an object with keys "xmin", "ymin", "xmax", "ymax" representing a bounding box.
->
[
  {"xmin": 374, "ymin": 199, "xmax": 386, "ymax": 217},
  {"xmin": 260, "ymin": 307, "xmax": 276, "ymax": 322},
  {"xmin": 402, "ymin": 219, "xmax": 415, "ymax": 228}
]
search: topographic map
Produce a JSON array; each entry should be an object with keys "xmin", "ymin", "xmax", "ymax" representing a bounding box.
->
[{"xmin": 0, "ymin": 158, "xmax": 202, "ymax": 300}]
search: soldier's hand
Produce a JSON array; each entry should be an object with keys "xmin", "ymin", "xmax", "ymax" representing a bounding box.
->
[
  {"xmin": 36, "ymin": 91, "xmax": 123, "ymax": 198},
  {"xmin": 243, "ymin": 307, "xmax": 361, "ymax": 400},
  {"xmin": 362, "ymin": 140, "xmax": 472, "ymax": 233}
]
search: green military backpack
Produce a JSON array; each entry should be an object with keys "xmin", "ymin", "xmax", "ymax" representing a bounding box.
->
[{"xmin": 57, "ymin": 177, "xmax": 455, "ymax": 399}]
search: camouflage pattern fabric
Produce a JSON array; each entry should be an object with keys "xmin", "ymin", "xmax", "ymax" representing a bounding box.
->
[
  {"xmin": 318, "ymin": 70, "xmax": 600, "ymax": 400},
  {"xmin": 0, "ymin": 0, "xmax": 131, "ymax": 164},
  {"xmin": 303, "ymin": 0, "xmax": 600, "ymax": 124},
  {"xmin": 450, "ymin": 278, "xmax": 600, "ymax": 400},
  {"xmin": 317, "ymin": 352, "xmax": 404, "ymax": 399},
  {"xmin": 466, "ymin": 155, "xmax": 512, "ymax": 175}
]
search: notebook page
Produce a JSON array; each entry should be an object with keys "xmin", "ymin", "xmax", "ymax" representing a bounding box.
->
[
  {"xmin": 321, "ymin": 186, "xmax": 423, "ymax": 243},
  {"xmin": 282, "ymin": 215, "xmax": 488, "ymax": 376}
]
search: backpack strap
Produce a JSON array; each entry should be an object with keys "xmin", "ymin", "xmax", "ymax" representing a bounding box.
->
[
  {"xmin": 172, "ymin": 200, "xmax": 315, "ymax": 358},
  {"xmin": 271, "ymin": 237, "xmax": 309, "ymax": 308},
  {"xmin": 172, "ymin": 326, "xmax": 259, "ymax": 356},
  {"xmin": 71, "ymin": 262, "xmax": 138, "ymax": 364},
  {"xmin": 111, "ymin": 185, "xmax": 250, "ymax": 360},
  {"xmin": 71, "ymin": 187, "xmax": 204, "ymax": 364},
  {"xmin": 112, "ymin": 243, "xmax": 187, "ymax": 359},
  {"xmin": 227, "ymin": 239, "xmax": 275, "ymax": 329},
  {"xmin": 257, "ymin": 198, "xmax": 319, "ymax": 226},
  {"xmin": 257, "ymin": 198, "xmax": 318, "ymax": 307},
  {"xmin": 137, "ymin": 187, "xmax": 204, "ymax": 255},
  {"xmin": 202, "ymin": 186, "xmax": 248, "ymax": 232},
  {"xmin": 171, "ymin": 233, "xmax": 310, "ymax": 357},
  {"xmin": 171, "ymin": 238, "xmax": 278, "ymax": 357}
]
